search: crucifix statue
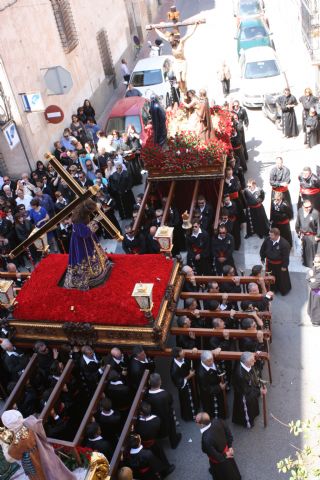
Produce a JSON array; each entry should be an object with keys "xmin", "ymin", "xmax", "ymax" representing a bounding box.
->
[
  {"xmin": 9, "ymin": 154, "xmax": 123, "ymax": 289},
  {"xmin": 146, "ymin": 8, "xmax": 205, "ymax": 94}
]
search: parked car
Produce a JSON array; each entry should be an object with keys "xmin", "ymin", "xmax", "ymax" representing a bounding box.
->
[
  {"xmin": 234, "ymin": 0, "xmax": 266, "ymax": 23},
  {"xmin": 129, "ymin": 55, "xmax": 174, "ymax": 107},
  {"xmin": 235, "ymin": 17, "xmax": 273, "ymax": 56},
  {"xmin": 104, "ymin": 97, "xmax": 150, "ymax": 146},
  {"xmin": 239, "ymin": 46, "xmax": 288, "ymax": 107}
]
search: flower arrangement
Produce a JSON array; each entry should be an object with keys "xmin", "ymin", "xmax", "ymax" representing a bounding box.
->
[
  {"xmin": 53, "ymin": 444, "xmax": 93, "ymax": 471},
  {"xmin": 141, "ymin": 105, "xmax": 232, "ymax": 176}
]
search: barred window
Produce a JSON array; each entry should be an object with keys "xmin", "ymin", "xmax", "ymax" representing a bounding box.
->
[
  {"xmin": 96, "ymin": 29, "xmax": 115, "ymax": 83},
  {"xmin": 50, "ymin": 0, "xmax": 78, "ymax": 53}
]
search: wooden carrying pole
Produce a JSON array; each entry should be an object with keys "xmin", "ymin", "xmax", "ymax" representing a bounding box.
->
[{"xmin": 146, "ymin": 19, "xmax": 206, "ymax": 30}]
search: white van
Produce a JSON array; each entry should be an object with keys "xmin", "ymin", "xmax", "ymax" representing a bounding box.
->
[
  {"xmin": 239, "ymin": 46, "xmax": 287, "ymax": 107},
  {"xmin": 129, "ymin": 55, "xmax": 174, "ymax": 107}
]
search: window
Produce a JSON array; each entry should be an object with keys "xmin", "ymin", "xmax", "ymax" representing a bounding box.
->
[
  {"xmin": 106, "ymin": 116, "xmax": 142, "ymax": 134},
  {"xmin": 131, "ymin": 69, "xmax": 163, "ymax": 87},
  {"xmin": 96, "ymin": 29, "xmax": 115, "ymax": 83},
  {"xmin": 50, "ymin": 0, "xmax": 78, "ymax": 53},
  {"xmin": 244, "ymin": 60, "xmax": 280, "ymax": 79}
]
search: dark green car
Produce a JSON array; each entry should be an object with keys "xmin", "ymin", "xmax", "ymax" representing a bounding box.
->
[{"xmin": 236, "ymin": 17, "xmax": 273, "ymax": 56}]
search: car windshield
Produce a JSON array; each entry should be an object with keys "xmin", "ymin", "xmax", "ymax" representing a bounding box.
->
[
  {"xmin": 244, "ymin": 59, "xmax": 280, "ymax": 79},
  {"xmin": 239, "ymin": 1, "xmax": 261, "ymax": 16},
  {"xmin": 131, "ymin": 69, "xmax": 163, "ymax": 87},
  {"xmin": 106, "ymin": 115, "xmax": 142, "ymax": 134},
  {"xmin": 240, "ymin": 25, "xmax": 267, "ymax": 40}
]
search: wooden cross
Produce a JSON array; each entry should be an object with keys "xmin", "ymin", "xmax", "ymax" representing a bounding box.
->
[
  {"xmin": 146, "ymin": 18, "xmax": 206, "ymax": 33},
  {"xmin": 9, "ymin": 154, "xmax": 123, "ymax": 258}
]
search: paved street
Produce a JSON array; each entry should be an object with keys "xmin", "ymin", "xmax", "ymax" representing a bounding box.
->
[{"xmin": 131, "ymin": 1, "xmax": 320, "ymax": 479}]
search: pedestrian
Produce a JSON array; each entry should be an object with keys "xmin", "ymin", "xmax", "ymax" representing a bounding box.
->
[
  {"xmin": 197, "ymin": 350, "xmax": 226, "ymax": 419},
  {"xmin": 243, "ymin": 178, "xmax": 269, "ymax": 239},
  {"xmin": 298, "ymin": 166, "xmax": 320, "ymax": 212},
  {"xmin": 186, "ymin": 219, "xmax": 211, "ymax": 275},
  {"xmin": 121, "ymin": 59, "xmax": 131, "ymax": 84},
  {"xmin": 217, "ymin": 60, "xmax": 231, "ymax": 97},
  {"xmin": 270, "ymin": 192, "xmax": 293, "ymax": 247},
  {"xmin": 232, "ymin": 100, "xmax": 249, "ymax": 160},
  {"xmin": 276, "ymin": 88, "xmax": 299, "ymax": 138},
  {"xmin": 232, "ymin": 351, "xmax": 266, "ymax": 429},
  {"xmin": 260, "ymin": 227, "xmax": 291, "ymax": 295},
  {"xmin": 305, "ymin": 107, "xmax": 319, "ymax": 148},
  {"xmin": 269, "ymin": 156, "xmax": 292, "ymax": 209},
  {"xmin": 299, "ymin": 87, "xmax": 318, "ymax": 136},
  {"xmin": 295, "ymin": 200, "xmax": 320, "ymax": 267},
  {"xmin": 170, "ymin": 347, "xmax": 198, "ymax": 422},
  {"xmin": 196, "ymin": 412, "xmax": 241, "ymax": 480},
  {"xmin": 307, "ymin": 254, "xmax": 320, "ymax": 326},
  {"xmin": 125, "ymin": 83, "xmax": 142, "ymax": 98}
]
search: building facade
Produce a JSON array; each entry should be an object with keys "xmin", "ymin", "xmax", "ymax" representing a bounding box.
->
[{"xmin": 0, "ymin": 0, "xmax": 159, "ymax": 176}]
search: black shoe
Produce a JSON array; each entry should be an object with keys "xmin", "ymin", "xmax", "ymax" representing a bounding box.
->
[
  {"xmin": 163, "ymin": 464, "xmax": 176, "ymax": 477},
  {"xmin": 171, "ymin": 433, "xmax": 182, "ymax": 449}
]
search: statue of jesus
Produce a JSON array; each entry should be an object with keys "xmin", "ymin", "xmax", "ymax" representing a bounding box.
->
[
  {"xmin": 155, "ymin": 21, "xmax": 200, "ymax": 94},
  {"xmin": 63, "ymin": 198, "xmax": 112, "ymax": 290}
]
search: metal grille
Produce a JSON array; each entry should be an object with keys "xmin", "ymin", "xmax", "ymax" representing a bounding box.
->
[
  {"xmin": 50, "ymin": 0, "xmax": 79, "ymax": 53},
  {"xmin": 96, "ymin": 29, "xmax": 115, "ymax": 82}
]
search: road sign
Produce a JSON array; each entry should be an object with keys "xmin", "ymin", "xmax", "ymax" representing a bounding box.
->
[
  {"xmin": 2, "ymin": 121, "xmax": 20, "ymax": 150},
  {"xmin": 43, "ymin": 66, "xmax": 73, "ymax": 95},
  {"xmin": 21, "ymin": 92, "xmax": 45, "ymax": 112},
  {"xmin": 44, "ymin": 105, "xmax": 64, "ymax": 124}
]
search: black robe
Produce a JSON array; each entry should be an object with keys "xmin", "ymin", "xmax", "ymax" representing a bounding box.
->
[
  {"xmin": 270, "ymin": 200, "xmax": 293, "ymax": 247},
  {"xmin": 233, "ymin": 105, "xmax": 249, "ymax": 160},
  {"xmin": 260, "ymin": 237, "xmax": 291, "ymax": 295},
  {"xmin": 307, "ymin": 267, "xmax": 320, "ymax": 325},
  {"xmin": 144, "ymin": 389, "xmax": 180, "ymax": 448},
  {"xmin": 223, "ymin": 176, "xmax": 246, "ymax": 222},
  {"xmin": 223, "ymin": 201, "xmax": 241, "ymax": 250},
  {"xmin": 197, "ymin": 363, "xmax": 225, "ymax": 419},
  {"xmin": 108, "ymin": 170, "xmax": 135, "ymax": 219},
  {"xmin": 129, "ymin": 357, "xmax": 155, "ymax": 391},
  {"xmin": 299, "ymin": 94, "xmax": 318, "ymax": 132},
  {"xmin": 212, "ymin": 234, "xmax": 235, "ymax": 275},
  {"xmin": 232, "ymin": 362, "xmax": 260, "ymax": 428},
  {"xmin": 186, "ymin": 230, "xmax": 211, "ymax": 275},
  {"xmin": 135, "ymin": 415, "xmax": 171, "ymax": 468},
  {"xmin": 277, "ymin": 94, "xmax": 299, "ymax": 137},
  {"xmin": 269, "ymin": 165, "xmax": 292, "ymax": 208},
  {"xmin": 122, "ymin": 233, "xmax": 146, "ymax": 254},
  {"xmin": 298, "ymin": 173, "xmax": 320, "ymax": 212},
  {"xmin": 199, "ymin": 203, "xmax": 214, "ymax": 233},
  {"xmin": 295, "ymin": 207, "xmax": 320, "ymax": 267},
  {"xmin": 243, "ymin": 188, "xmax": 269, "ymax": 238},
  {"xmin": 170, "ymin": 358, "xmax": 197, "ymax": 421},
  {"xmin": 127, "ymin": 447, "xmax": 165, "ymax": 480},
  {"xmin": 305, "ymin": 114, "xmax": 319, "ymax": 148},
  {"xmin": 231, "ymin": 127, "xmax": 247, "ymax": 172},
  {"xmin": 150, "ymin": 99, "xmax": 167, "ymax": 146},
  {"xmin": 201, "ymin": 419, "xmax": 241, "ymax": 480}
]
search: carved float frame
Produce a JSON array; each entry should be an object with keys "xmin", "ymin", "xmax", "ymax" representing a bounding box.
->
[{"xmin": 9, "ymin": 260, "xmax": 183, "ymax": 351}]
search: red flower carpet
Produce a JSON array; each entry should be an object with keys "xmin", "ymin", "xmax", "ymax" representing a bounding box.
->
[{"xmin": 14, "ymin": 254, "xmax": 174, "ymax": 326}]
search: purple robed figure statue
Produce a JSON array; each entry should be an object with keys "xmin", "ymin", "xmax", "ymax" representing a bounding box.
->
[{"xmin": 64, "ymin": 199, "xmax": 111, "ymax": 290}]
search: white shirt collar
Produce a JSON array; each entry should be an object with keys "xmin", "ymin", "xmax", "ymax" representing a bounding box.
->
[
  {"xmin": 201, "ymin": 361, "xmax": 216, "ymax": 371},
  {"xmin": 112, "ymin": 356, "xmax": 123, "ymax": 364},
  {"xmin": 240, "ymin": 361, "xmax": 251, "ymax": 372},
  {"xmin": 139, "ymin": 415, "xmax": 157, "ymax": 422},
  {"xmin": 272, "ymin": 238, "xmax": 280, "ymax": 245},
  {"xmin": 200, "ymin": 423, "xmax": 212, "ymax": 434},
  {"xmin": 148, "ymin": 388, "xmax": 164, "ymax": 394},
  {"xmin": 83, "ymin": 354, "xmax": 98, "ymax": 364},
  {"xmin": 89, "ymin": 436, "xmax": 103, "ymax": 441},
  {"xmin": 192, "ymin": 228, "xmax": 202, "ymax": 238},
  {"xmin": 6, "ymin": 351, "xmax": 19, "ymax": 356},
  {"xmin": 130, "ymin": 445, "xmax": 143, "ymax": 454},
  {"xmin": 174, "ymin": 358, "xmax": 185, "ymax": 367},
  {"xmin": 101, "ymin": 409, "xmax": 114, "ymax": 417}
]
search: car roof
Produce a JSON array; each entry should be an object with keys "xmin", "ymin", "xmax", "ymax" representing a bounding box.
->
[
  {"xmin": 239, "ymin": 17, "xmax": 266, "ymax": 27},
  {"xmin": 132, "ymin": 55, "xmax": 174, "ymax": 71},
  {"xmin": 108, "ymin": 97, "xmax": 148, "ymax": 118},
  {"xmin": 243, "ymin": 46, "xmax": 277, "ymax": 60}
]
